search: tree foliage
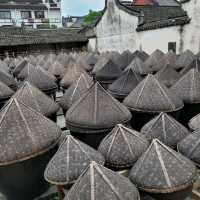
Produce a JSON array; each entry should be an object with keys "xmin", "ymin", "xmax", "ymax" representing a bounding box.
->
[{"xmin": 84, "ymin": 10, "xmax": 102, "ymax": 26}]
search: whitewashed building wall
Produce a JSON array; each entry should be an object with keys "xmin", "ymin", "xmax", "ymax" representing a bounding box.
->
[{"xmin": 89, "ymin": 0, "xmax": 200, "ymax": 54}]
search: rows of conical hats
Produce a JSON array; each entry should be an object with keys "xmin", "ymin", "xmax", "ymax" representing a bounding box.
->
[{"xmin": 0, "ymin": 49, "xmax": 200, "ymax": 200}]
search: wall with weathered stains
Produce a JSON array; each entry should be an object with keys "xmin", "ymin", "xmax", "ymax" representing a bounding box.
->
[
  {"xmin": 138, "ymin": 26, "xmax": 181, "ymax": 54},
  {"xmin": 181, "ymin": 0, "xmax": 200, "ymax": 54},
  {"xmin": 88, "ymin": 0, "xmax": 200, "ymax": 54},
  {"xmin": 94, "ymin": 0, "xmax": 140, "ymax": 53}
]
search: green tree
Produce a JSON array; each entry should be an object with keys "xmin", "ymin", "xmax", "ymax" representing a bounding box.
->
[{"xmin": 84, "ymin": 10, "xmax": 102, "ymax": 26}]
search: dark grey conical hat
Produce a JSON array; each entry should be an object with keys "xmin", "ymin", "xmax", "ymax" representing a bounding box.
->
[
  {"xmin": 152, "ymin": 51, "xmax": 177, "ymax": 72},
  {"xmin": 115, "ymin": 50, "xmax": 134, "ymax": 70},
  {"xmin": 18, "ymin": 63, "xmax": 36, "ymax": 80},
  {"xmin": 95, "ymin": 60, "xmax": 122, "ymax": 82},
  {"xmin": 66, "ymin": 82, "xmax": 132, "ymax": 132},
  {"xmin": 144, "ymin": 49, "xmax": 164, "ymax": 69},
  {"xmin": 178, "ymin": 130, "xmax": 200, "ymax": 166},
  {"xmin": 48, "ymin": 61, "xmax": 66, "ymax": 79},
  {"xmin": 154, "ymin": 65, "xmax": 180, "ymax": 87},
  {"xmin": 108, "ymin": 69, "xmax": 141, "ymax": 99},
  {"xmin": 59, "ymin": 73, "xmax": 93, "ymax": 111},
  {"xmin": 98, "ymin": 124, "xmax": 149, "ymax": 168},
  {"xmin": 188, "ymin": 113, "xmax": 200, "ymax": 131},
  {"xmin": 141, "ymin": 113, "xmax": 190, "ymax": 149},
  {"xmin": 175, "ymin": 50, "xmax": 195, "ymax": 69},
  {"xmin": 0, "ymin": 98, "xmax": 61, "ymax": 166},
  {"xmin": 60, "ymin": 64, "xmax": 87, "ymax": 88},
  {"xmin": 0, "ymin": 80, "xmax": 14, "ymax": 100},
  {"xmin": 24, "ymin": 66, "xmax": 57, "ymax": 92},
  {"xmin": 13, "ymin": 59, "xmax": 28, "ymax": 77},
  {"xmin": 171, "ymin": 69, "xmax": 200, "ymax": 104},
  {"xmin": 13, "ymin": 82, "xmax": 59, "ymax": 117},
  {"xmin": 180, "ymin": 58, "xmax": 200, "ymax": 76},
  {"xmin": 86, "ymin": 53, "xmax": 98, "ymax": 67},
  {"xmin": 126, "ymin": 57, "xmax": 151, "ymax": 75},
  {"xmin": 0, "ymin": 69, "xmax": 17, "ymax": 90},
  {"xmin": 65, "ymin": 161, "xmax": 140, "ymax": 200},
  {"xmin": 123, "ymin": 74, "xmax": 183, "ymax": 112},
  {"xmin": 92, "ymin": 56, "xmax": 110, "ymax": 75},
  {"xmin": 77, "ymin": 58, "xmax": 93, "ymax": 72},
  {"xmin": 44, "ymin": 134, "xmax": 105, "ymax": 185},
  {"xmin": 129, "ymin": 139, "xmax": 196, "ymax": 193}
]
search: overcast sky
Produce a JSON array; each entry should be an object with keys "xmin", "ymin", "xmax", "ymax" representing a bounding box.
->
[{"xmin": 62, "ymin": 0, "xmax": 105, "ymax": 16}]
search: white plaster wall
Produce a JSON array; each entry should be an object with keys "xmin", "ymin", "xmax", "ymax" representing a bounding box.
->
[
  {"xmin": 181, "ymin": 0, "xmax": 200, "ymax": 54},
  {"xmin": 48, "ymin": 10, "xmax": 62, "ymax": 27},
  {"xmin": 87, "ymin": 38, "xmax": 97, "ymax": 52},
  {"xmin": 139, "ymin": 26, "xmax": 181, "ymax": 54},
  {"xmin": 94, "ymin": 0, "xmax": 140, "ymax": 53}
]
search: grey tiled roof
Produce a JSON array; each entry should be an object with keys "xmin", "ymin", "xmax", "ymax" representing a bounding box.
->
[{"xmin": 0, "ymin": 27, "xmax": 87, "ymax": 47}]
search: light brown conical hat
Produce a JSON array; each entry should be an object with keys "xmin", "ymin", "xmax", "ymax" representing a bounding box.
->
[
  {"xmin": 141, "ymin": 113, "xmax": 190, "ymax": 149},
  {"xmin": 175, "ymin": 50, "xmax": 195, "ymax": 69},
  {"xmin": 123, "ymin": 74, "xmax": 183, "ymax": 112},
  {"xmin": 60, "ymin": 63, "xmax": 87, "ymax": 88},
  {"xmin": 126, "ymin": 57, "xmax": 151, "ymax": 75},
  {"xmin": 59, "ymin": 73, "xmax": 93, "ymax": 110},
  {"xmin": 13, "ymin": 59, "xmax": 28, "ymax": 77},
  {"xmin": 66, "ymin": 82, "xmax": 132, "ymax": 131},
  {"xmin": 129, "ymin": 139, "xmax": 196, "ymax": 193},
  {"xmin": 44, "ymin": 134, "xmax": 105, "ymax": 185},
  {"xmin": 171, "ymin": 69, "xmax": 200, "ymax": 103},
  {"xmin": 0, "ymin": 98, "xmax": 61, "ymax": 166},
  {"xmin": 0, "ymin": 80, "xmax": 14, "ymax": 100},
  {"xmin": 48, "ymin": 61, "xmax": 66, "ymax": 79},
  {"xmin": 13, "ymin": 82, "xmax": 59, "ymax": 117},
  {"xmin": 65, "ymin": 161, "xmax": 140, "ymax": 200},
  {"xmin": 0, "ymin": 69, "xmax": 17, "ymax": 90},
  {"xmin": 98, "ymin": 124, "xmax": 149, "ymax": 168},
  {"xmin": 144, "ymin": 49, "xmax": 164, "ymax": 69},
  {"xmin": 180, "ymin": 58, "xmax": 200, "ymax": 75}
]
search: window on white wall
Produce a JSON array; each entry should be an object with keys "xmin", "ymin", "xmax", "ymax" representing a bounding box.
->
[
  {"xmin": 35, "ymin": 11, "xmax": 45, "ymax": 19},
  {"xmin": 21, "ymin": 11, "xmax": 32, "ymax": 19},
  {"xmin": 168, "ymin": 42, "xmax": 176, "ymax": 53},
  {"xmin": 0, "ymin": 11, "xmax": 11, "ymax": 19}
]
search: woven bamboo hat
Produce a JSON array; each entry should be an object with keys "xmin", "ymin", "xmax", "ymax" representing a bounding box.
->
[
  {"xmin": 59, "ymin": 73, "xmax": 93, "ymax": 111},
  {"xmin": 48, "ymin": 61, "xmax": 66, "ymax": 79},
  {"xmin": 141, "ymin": 113, "xmax": 190, "ymax": 149},
  {"xmin": 0, "ymin": 60, "xmax": 9, "ymax": 74},
  {"xmin": 0, "ymin": 69, "xmax": 17, "ymax": 90},
  {"xmin": 65, "ymin": 161, "xmax": 140, "ymax": 200},
  {"xmin": 44, "ymin": 134, "xmax": 105, "ymax": 185},
  {"xmin": 171, "ymin": 69, "xmax": 200, "ymax": 104},
  {"xmin": 175, "ymin": 50, "xmax": 195, "ymax": 70},
  {"xmin": 188, "ymin": 113, "xmax": 200, "ymax": 131},
  {"xmin": 178, "ymin": 130, "xmax": 200, "ymax": 166},
  {"xmin": 154, "ymin": 64, "xmax": 180, "ymax": 87},
  {"xmin": 18, "ymin": 63, "xmax": 36, "ymax": 80},
  {"xmin": 108, "ymin": 69, "xmax": 141, "ymax": 99},
  {"xmin": 66, "ymin": 82, "xmax": 132, "ymax": 132},
  {"xmin": 123, "ymin": 74, "xmax": 183, "ymax": 113},
  {"xmin": 86, "ymin": 53, "xmax": 98, "ymax": 67},
  {"xmin": 0, "ymin": 80, "xmax": 14, "ymax": 101},
  {"xmin": 115, "ymin": 50, "xmax": 134, "ymax": 70},
  {"xmin": 24, "ymin": 66, "xmax": 57, "ymax": 92},
  {"xmin": 13, "ymin": 82, "xmax": 59, "ymax": 117},
  {"xmin": 180, "ymin": 58, "xmax": 200, "ymax": 75},
  {"xmin": 77, "ymin": 58, "xmax": 93, "ymax": 72},
  {"xmin": 92, "ymin": 57, "xmax": 110, "ymax": 75},
  {"xmin": 129, "ymin": 139, "xmax": 196, "ymax": 193},
  {"xmin": 13, "ymin": 59, "xmax": 28, "ymax": 77},
  {"xmin": 98, "ymin": 124, "xmax": 149, "ymax": 168},
  {"xmin": 144, "ymin": 49, "xmax": 164, "ymax": 69},
  {"xmin": 0, "ymin": 98, "xmax": 61, "ymax": 166},
  {"xmin": 95, "ymin": 59, "xmax": 122, "ymax": 82},
  {"xmin": 152, "ymin": 51, "xmax": 177, "ymax": 72},
  {"xmin": 132, "ymin": 50, "xmax": 149, "ymax": 61},
  {"xmin": 60, "ymin": 63, "xmax": 87, "ymax": 89},
  {"xmin": 126, "ymin": 57, "xmax": 151, "ymax": 75}
]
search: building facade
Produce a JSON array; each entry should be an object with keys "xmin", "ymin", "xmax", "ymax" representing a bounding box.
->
[
  {"xmin": 87, "ymin": 0, "xmax": 200, "ymax": 54},
  {"xmin": 0, "ymin": 0, "xmax": 62, "ymax": 29}
]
